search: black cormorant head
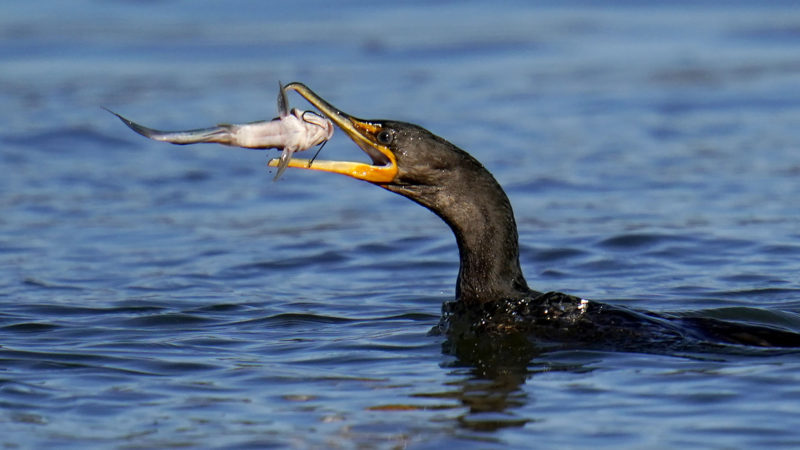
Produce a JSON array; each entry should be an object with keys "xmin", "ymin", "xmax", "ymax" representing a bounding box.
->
[{"xmin": 269, "ymin": 83, "xmax": 482, "ymax": 203}]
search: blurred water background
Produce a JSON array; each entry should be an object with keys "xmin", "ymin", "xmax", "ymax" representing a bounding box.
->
[{"xmin": 2, "ymin": 1, "xmax": 800, "ymax": 447}]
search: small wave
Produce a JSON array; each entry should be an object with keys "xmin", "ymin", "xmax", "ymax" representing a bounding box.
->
[
  {"xmin": 684, "ymin": 306, "xmax": 800, "ymax": 331},
  {"xmin": 506, "ymin": 176, "xmax": 587, "ymax": 193},
  {"xmin": 232, "ymin": 313, "xmax": 356, "ymax": 328},
  {"xmin": 120, "ymin": 313, "xmax": 217, "ymax": 328},
  {"xmin": 382, "ymin": 312, "xmax": 440, "ymax": 322},
  {"xmin": 221, "ymin": 251, "xmax": 350, "ymax": 278},
  {"xmin": 189, "ymin": 303, "xmax": 248, "ymax": 313},
  {"xmin": 1, "ymin": 322, "xmax": 61, "ymax": 333},
  {"xmin": 526, "ymin": 247, "xmax": 588, "ymax": 263},
  {"xmin": 132, "ymin": 359, "xmax": 222, "ymax": 375},
  {"xmin": 0, "ymin": 348, "xmax": 161, "ymax": 376},
  {"xmin": 761, "ymin": 244, "xmax": 800, "ymax": 256},
  {"xmin": 23, "ymin": 277, "xmax": 85, "ymax": 291},
  {"xmin": 598, "ymin": 233, "xmax": 689, "ymax": 250},
  {"xmin": 706, "ymin": 287, "xmax": 800, "ymax": 302}
]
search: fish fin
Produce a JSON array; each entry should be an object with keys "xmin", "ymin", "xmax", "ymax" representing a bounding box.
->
[
  {"xmin": 273, "ymin": 148, "xmax": 295, "ymax": 181},
  {"xmin": 277, "ymin": 81, "xmax": 289, "ymax": 118}
]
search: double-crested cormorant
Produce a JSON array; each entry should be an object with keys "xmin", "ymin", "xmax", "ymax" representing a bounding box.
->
[{"xmin": 268, "ymin": 83, "xmax": 800, "ymax": 352}]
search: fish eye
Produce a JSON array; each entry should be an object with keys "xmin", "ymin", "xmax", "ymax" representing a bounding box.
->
[{"xmin": 377, "ymin": 130, "xmax": 393, "ymax": 145}]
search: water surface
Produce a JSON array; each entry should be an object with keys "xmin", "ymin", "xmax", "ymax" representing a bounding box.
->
[{"xmin": 2, "ymin": 1, "xmax": 800, "ymax": 447}]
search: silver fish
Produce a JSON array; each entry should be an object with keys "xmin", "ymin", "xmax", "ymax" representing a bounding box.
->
[{"xmin": 106, "ymin": 83, "xmax": 334, "ymax": 180}]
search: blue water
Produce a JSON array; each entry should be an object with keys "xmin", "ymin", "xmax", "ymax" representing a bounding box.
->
[{"xmin": 3, "ymin": 1, "xmax": 800, "ymax": 447}]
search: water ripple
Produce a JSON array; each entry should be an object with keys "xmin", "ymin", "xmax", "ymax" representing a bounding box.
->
[
  {"xmin": 3, "ymin": 2, "xmax": 800, "ymax": 448},
  {"xmin": 232, "ymin": 312, "xmax": 356, "ymax": 328},
  {"xmin": 598, "ymin": 233, "xmax": 692, "ymax": 250},
  {"xmin": 119, "ymin": 313, "xmax": 217, "ymax": 328},
  {"xmin": 1, "ymin": 322, "xmax": 61, "ymax": 333}
]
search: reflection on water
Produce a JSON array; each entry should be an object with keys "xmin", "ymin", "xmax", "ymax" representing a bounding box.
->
[{"xmin": 2, "ymin": 0, "xmax": 800, "ymax": 448}]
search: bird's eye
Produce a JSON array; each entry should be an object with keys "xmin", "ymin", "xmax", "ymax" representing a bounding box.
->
[{"xmin": 377, "ymin": 130, "xmax": 393, "ymax": 145}]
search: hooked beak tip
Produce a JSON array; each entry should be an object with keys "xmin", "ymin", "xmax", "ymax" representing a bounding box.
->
[{"xmin": 276, "ymin": 83, "xmax": 398, "ymax": 183}]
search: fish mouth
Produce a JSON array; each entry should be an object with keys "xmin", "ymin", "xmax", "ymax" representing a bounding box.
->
[{"xmin": 267, "ymin": 83, "xmax": 397, "ymax": 183}]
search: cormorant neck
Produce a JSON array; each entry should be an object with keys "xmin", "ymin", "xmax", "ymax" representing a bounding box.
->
[
  {"xmin": 445, "ymin": 168, "xmax": 530, "ymax": 305},
  {"xmin": 388, "ymin": 146, "xmax": 530, "ymax": 305}
]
